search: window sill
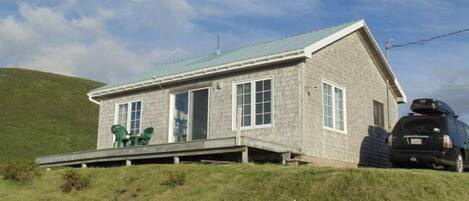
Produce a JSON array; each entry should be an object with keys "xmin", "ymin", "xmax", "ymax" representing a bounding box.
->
[
  {"xmin": 232, "ymin": 124, "xmax": 273, "ymax": 131},
  {"xmin": 322, "ymin": 126, "xmax": 347, "ymax": 135}
]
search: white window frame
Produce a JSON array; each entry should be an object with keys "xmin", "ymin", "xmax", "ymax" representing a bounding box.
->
[
  {"xmin": 322, "ymin": 80, "xmax": 347, "ymax": 134},
  {"xmin": 168, "ymin": 87, "xmax": 211, "ymax": 143},
  {"xmin": 232, "ymin": 76, "xmax": 274, "ymax": 130},
  {"xmin": 113, "ymin": 100, "xmax": 143, "ymax": 140}
]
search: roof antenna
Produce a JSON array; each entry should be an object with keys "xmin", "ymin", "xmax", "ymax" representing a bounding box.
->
[{"xmin": 216, "ymin": 35, "xmax": 221, "ymax": 55}]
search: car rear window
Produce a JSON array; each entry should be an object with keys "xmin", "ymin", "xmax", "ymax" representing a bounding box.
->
[{"xmin": 400, "ymin": 118, "xmax": 445, "ymax": 134}]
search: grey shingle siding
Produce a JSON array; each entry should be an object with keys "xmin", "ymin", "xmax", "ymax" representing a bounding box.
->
[
  {"xmin": 97, "ymin": 60, "xmax": 303, "ymax": 151},
  {"xmin": 301, "ymin": 31, "xmax": 397, "ymax": 167}
]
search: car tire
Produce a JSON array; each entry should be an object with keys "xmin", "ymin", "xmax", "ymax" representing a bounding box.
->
[
  {"xmin": 391, "ymin": 162, "xmax": 406, "ymax": 169},
  {"xmin": 451, "ymin": 152, "xmax": 464, "ymax": 173}
]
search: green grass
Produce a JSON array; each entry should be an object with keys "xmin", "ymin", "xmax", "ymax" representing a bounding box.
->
[
  {"xmin": 0, "ymin": 68, "xmax": 103, "ymax": 163},
  {"xmin": 1, "ymin": 164, "xmax": 468, "ymax": 201}
]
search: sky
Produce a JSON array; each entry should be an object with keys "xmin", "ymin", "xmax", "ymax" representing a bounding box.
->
[{"xmin": 1, "ymin": 0, "xmax": 469, "ymax": 120}]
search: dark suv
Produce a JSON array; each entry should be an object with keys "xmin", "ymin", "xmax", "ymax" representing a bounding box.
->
[{"xmin": 389, "ymin": 98, "xmax": 469, "ymax": 172}]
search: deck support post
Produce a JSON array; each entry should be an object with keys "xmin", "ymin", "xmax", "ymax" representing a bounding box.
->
[
  {"xmin": 241, "ymin": 147, "xmax": 249, "ymax": 164},
  {"xmin": 173, "ymin": 156, "xmax": 180, "ymax": 164},
  {"xmin": 281, "ymin": 152, "xmax": 292, "ymax": 165},
  {"xmin": 125, "ymin": 160, "xmax": 132, "ymax": 166},
  {"xmin": 81, "ymin": 163, "xmax": 87, "ymax": 168}
]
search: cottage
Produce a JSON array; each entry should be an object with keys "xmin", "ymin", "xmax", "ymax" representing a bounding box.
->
[{"xmin": 38, "ymin": 19, "xmax": 406, "ymax": 168}]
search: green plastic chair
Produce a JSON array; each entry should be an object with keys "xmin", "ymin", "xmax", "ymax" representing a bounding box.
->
[
  {"xmin": 137, "ymin": 127, "xmax": 154, "ymax": 145},
  {"xmin": 111, "ymin": 125, "xmax": 129, "ymax": 148}
]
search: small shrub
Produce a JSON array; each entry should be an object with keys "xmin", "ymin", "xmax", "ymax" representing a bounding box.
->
[
  {"xmin": 2, "ymin": 160, "xmax": 40, "ymax": 183},
  {"xmin": 0, "ymin": 164, "xmax": 4, "ymax": 175},
  {"xmin": 161, "ymin": 170, "xmax": 186, "ymax": 188},
  {"xmin": 61, "ymin": 169, "xmax": 90, "ymax": 192}
]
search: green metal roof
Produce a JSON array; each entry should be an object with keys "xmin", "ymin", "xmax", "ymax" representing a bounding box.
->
[{"xmin": 92, "ymin": 20, "xmax": 358, "ymax": 92}]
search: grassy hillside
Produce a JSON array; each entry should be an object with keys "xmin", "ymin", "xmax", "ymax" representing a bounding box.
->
[
  {"xmin": 0, "ymin": 68, "xmax": 103, "ymax": 163},
  {"xmin": 1, "ymin": 164, "xmax": 468, "ymax": 201}
]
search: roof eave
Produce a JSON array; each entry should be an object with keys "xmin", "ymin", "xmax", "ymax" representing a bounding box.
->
[{"xmin": 87, "ymin": 49, "xmax": 307, "ymax": 99}]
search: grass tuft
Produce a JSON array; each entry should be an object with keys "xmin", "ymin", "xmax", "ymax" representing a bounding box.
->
[
  {"xmin": 2, "ymin": 159, "xmax": 40, "ymax": 183},
  {"xmin": 161, "ymin": 170, "xmax": 186, "ymax": 188},
  {"xmin": 61, "ymin": 169, "xmax": 90, "ymax": 192}
]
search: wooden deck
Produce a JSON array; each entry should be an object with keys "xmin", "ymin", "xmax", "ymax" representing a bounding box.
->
[{"xmin": 37, "ymin": 136, "xmax": 300, "ymax": 167}]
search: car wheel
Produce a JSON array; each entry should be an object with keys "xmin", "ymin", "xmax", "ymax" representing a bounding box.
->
[
  {"xmin": 451, "ymin": 153, "xmax": 464, "ymax": 173},
  {"xmin": 391, "ymin": 162, "xmax": 406, "ymax": 169}
]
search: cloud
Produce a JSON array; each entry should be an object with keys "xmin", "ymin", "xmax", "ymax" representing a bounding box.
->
[
  {"xmin": 0, "ymin": 0, "xmax": 313, "ymax": 83},
  {"xmin": 0, "ymin": 2, "xmax": 191, "ymax": 82},
  {"xmin": 422, "ymin": 66, "xmax": 469, "ymax": 122},
  {"xmin": 393, "ymin": 42, "xmax": 469, "ymax": 121},
  {"xmin": 195, "ymin": 0, "xmax": 319, "ymax": 18}
]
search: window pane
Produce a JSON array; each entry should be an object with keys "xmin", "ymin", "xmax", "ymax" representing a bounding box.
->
[
  {"xmin": 334, "ymin": 88, "xmax": 344, "ymax": 130},
  {"xmin": 323, "ymin": 83, "xmax": 333, "ymax": 128},
  {"xmin": 264, "ymin": 103, "xmax": 271, "ymax": 113},
  {"xmin": 130, "ymin": 101, "xmax": 142, "ymax": 134},
  {"xmin": 256, "ymin": 81, "xmax": 263, "ymax": 92},
  {"xmin": 236, "ymin": 83, "xmax": 252, "ymax": 127},
  {"xmin": 264, "ymin": 113, "xmax": 271, "ymax": 124},
  {"xmin": 255, "ymin": 114, "xmax": 263, "ymax": 125},
  {"xmin": 244, "ymin": 83, "xmax": 250, "ymax": 92},
  {"xmin": 264, "ymin": 91, "xmax": 271, "ymax": 102},
  {"xmin": 191, "ymin": 89, "xmax": 209, "ymax": 140},
  {"xmin": 256, "ymin": 92, "xmax": 263, "ymax": 102},
  {"xmin": 243, "ymin": 105, "xmax": 251, "ymax": 115},
  {"xmin": 254, "ymin": 79, "xmax": 272, "ymax": 126},
  {"xmin": 237, "ymin": 85, "xmax": 243, "ymax": 95},
  {"xmin": 244, "ymin": 94, "xmax": 251, "ymax": 104},
  {"xmin": 237, "ymin": 95, "xmax": 243, "ymax": 105},
  {"xmin": 256, "ymin": 103, "xmax": 263, "ymax": 113},
  {"xmin": 173, "ymin": 93, "xmax": 188, "ymax": 142},
  {"xmin": 118, "ymin": 104, "xmax": 128, "ymax": 128},
  {"xmin": 264, "ymin": 80, "xmax": 271, "ymax": 91},
  {"xmin": 243, "ymin": 116, "xmax": 251, "ymax": 126}
]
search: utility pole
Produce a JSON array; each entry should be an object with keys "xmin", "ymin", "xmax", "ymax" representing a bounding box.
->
[{"xmin": 384, "ymin": 39, "xmax": 393, "ymax": 62}]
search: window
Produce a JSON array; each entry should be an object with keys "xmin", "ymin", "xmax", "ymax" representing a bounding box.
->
[
  {"xmin": 457, "ymin": 121, "xmax": 467, "ymax": 137},
  {"xmin": 115, "ymin": 101, "xmax": 142, "ymax": 134},
  {"xmin": 373, "ymin": 101, "xmax": 384, "ymax": 127},
  {"xmin": 465, "ymin": 125, "xmax": 469, "ymax": 138},
  {"xmin": 234, "ymin": 78, "xmax": 272, "ymax": 129},
  {"xmin": 322, "ymin": 82, "xmax": 346, "ymax": 131}
]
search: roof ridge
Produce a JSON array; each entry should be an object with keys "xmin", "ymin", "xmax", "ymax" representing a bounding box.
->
[{"xmin": 225, "ymin": 19, "xmax": 361, "ymax": 52}]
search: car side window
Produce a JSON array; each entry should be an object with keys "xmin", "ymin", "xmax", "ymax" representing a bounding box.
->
[
  {"xmin": 465, "ymin": 125, "xmax": 469, "ymax": 138},
  {"xmin": 447, "ymin": 118, "xmax": 457, "ymax": 134},
  {"xmin": 457, "ymin": 121, "xmax": 467, "ymax": 137}
]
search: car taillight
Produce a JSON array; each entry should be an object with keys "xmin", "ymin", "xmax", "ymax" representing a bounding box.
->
[{"xmin": 443, "ymin": 135, "xmax": 453, "ymax": 149}]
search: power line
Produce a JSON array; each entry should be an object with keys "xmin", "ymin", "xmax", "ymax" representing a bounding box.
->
[{"xmin": 386, "ymin": 27, "xmax": 469, "ymax": 49}]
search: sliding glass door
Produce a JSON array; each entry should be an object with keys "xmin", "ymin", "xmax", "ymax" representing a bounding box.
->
[
  {"xmin": 170, "ymin": 88, "xmax": 209, "ymax": 143},
  {"xmin": 190, "ymin": 89, "xmax": 209, "ymax": 140}
]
